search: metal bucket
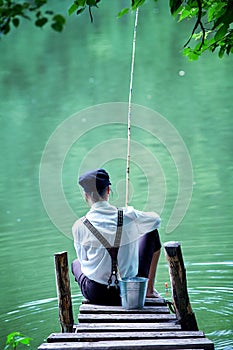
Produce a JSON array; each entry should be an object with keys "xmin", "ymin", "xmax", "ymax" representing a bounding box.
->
[{"xmin": 119, "ymin": 277, "xmax": 148, "ymax": 309}]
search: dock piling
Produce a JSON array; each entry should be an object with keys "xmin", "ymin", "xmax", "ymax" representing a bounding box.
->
[
  {"xmin": 54, "ymin": 251, "xmax": 74, "ymax": 333},
  {"xmin": 164, "ymin": 241, "xmax": 199, "ymax": 331}
]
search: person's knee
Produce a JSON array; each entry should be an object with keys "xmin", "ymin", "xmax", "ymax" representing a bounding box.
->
[{"xmin": 71, "ymin": 258, "xmax": 81, "ymax": 278}]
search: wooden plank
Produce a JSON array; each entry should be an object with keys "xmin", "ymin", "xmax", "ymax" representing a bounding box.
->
[
  {"xmin": 82, "ymin": 298, "xmax": 166, "ymax": 306},
  {"xmin": 47, "ymin": 331, "xmax": 205, "ymax": 342},
  {"xmin": 40, "ymin": 347, "xmax": 206, "ymax": 350},
  {"xmin": 79, "ymin": 304, "xmax": 170, "ymax": 314},
  {"xmin": 144, "ymin": 297, "xmax": 167, "ymax": 306},
  {"xmin": 38, "ymin": 337, "xmax": 214, "ymax": 349},
  {"xmin": 78, "ymin": 313, "xmax": 177, "ymax": 323},
  {"xmin": 73, "ymin": 322, "xmax": 182, "ymax": 332}
]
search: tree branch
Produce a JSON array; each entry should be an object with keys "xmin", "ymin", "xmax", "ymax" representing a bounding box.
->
[
  {"xmin": 184, "ymin": 0, "xmax": 205, "ymax": 48},
  {"xmin": 89, "ymin": 6, "xmax": 93, "ymax": 23}
]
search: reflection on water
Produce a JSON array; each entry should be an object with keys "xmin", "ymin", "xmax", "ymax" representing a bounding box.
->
[{"xmin": 0, "ymin": 0, "xmax": 232, "ymax": 349}]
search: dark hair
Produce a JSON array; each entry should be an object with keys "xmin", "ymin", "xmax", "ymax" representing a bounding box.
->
[{"xmin": 86, "ymin": 186, "xmax": 109, "ymax": 202}]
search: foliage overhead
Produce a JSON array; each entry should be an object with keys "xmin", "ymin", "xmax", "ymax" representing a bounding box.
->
[{"xmin": 0, "ymin": 0, "xmax": 233, "ymax": 60}]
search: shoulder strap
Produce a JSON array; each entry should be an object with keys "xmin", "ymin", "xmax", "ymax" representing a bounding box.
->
[
  {"xmin": 82, "ymin": 217, "xmax": 112, "ymax": 249},
  {"xmin": 82, "ymin": 209, "xmax": 124, "ymax": 288},
  {"xmin": 82, "ymin": 209, "xmax": 123, "ymax": 249},
  {"xmin": 114, "ymin": 208, "xmax": 123, "ymax": 248}
]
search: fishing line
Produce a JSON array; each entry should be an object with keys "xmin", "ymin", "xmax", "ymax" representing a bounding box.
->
[{"xmin": 125, "ymin": 7, "xmax": 139, "ymax": 207}]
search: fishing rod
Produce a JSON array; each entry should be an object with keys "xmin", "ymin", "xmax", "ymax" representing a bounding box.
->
[{"xmin": 125, "ymin": 8, "xmax": 139, "ymax": 207}]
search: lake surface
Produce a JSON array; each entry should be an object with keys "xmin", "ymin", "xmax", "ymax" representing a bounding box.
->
[{"xmin": 0, "ymin": 1, "xmax": 232, "ymax": 349}]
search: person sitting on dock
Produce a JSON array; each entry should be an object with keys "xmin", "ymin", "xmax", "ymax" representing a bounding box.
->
[{"xmin": 71, "ymin": 168, "xmax": 162, "ymax": 306}]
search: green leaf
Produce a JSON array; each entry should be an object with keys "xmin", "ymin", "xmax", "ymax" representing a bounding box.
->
[
  {"xmin": 183, "ymin": 47, "xmax": 200, "ymax": 61},
  {"xmin": 179, "ymin": 8, "xmax": 190, "ymax": 21},
  {"xmin": 17, "ymin": 336, "xmax": 32, "ymax": 345},
  {"xmin": 35, "ymin": 17, "xmax": 48, "ymax": 27},
  {"xmin": 6, "ymin": 332, "xmax": 20, "ymax": 343},
  {"xmin": 4, "ymin": 332, "xmax": 32, "ymax": 349},
  {"xmin": 188, "ymin": 52, "xmax": 200, "ymax": 60},
  {"xmin": 218, "ymin": 45, "xmax": 225, "ymax": 58},
  {"xmin": 2, "ymin": 22, "xmax": 10, "ymax": 35},
  {"xmin": 169, "ymin": 0, "xmax": 182, "ymax": 16},
  {"xmin": 68, "ymin": 3, "xmax": 78, "ymax": 15},
  {"xmin": 226, "ymin": 44, "xmax": 232, "ymax": 55},
  {"xmin": 51, "ymin": 15, "xmax": 65, "ymax": 31},
  {"xmin": 179, "ymin": 7, "xmax": 198, "ymax": 21},
  {"xmin": 51, "ymin": 22, "xmax": 63, "ymax": 31},
  {"xmin": 132, "ymin": 0, "xmax": 146, "ymax": 11},
  {"xmin": 12, "ymin": 17, "xmax": 20, "ymax": 27},
  {"xmin": 183, "ymin": 47, "xmax": 191, "ymax": 56},
  {"xmin": 214, "ymin": 24, "xmax": 229, "ymax": 41},
  {"xmin": 77, "ymin": 0, "xmax": 86, "ymax": 6},
  {"xmin": 213, "ymin": 6, "xmax": 232, "ymax": 30},
  {"xmin": 52, "ymin": 14, "xmax": 65, "ymax": 31},
  {"xmin": 53, "ymin": 14, "xmax": 65, "ymax": 24},
  {"xmin": 117, "ymin": 8, "xmax": 129, "ymax": 19},
  {"xmin": 208, "ymin": 2, "xmax": 226, "ymax": 22},
  {"xmin": 86, "ymin": 0, "xmax": 96, "ymax": 6},
  {"xmin": 12, "ymin": 4, "xmax": 23, "ymax": 15}
]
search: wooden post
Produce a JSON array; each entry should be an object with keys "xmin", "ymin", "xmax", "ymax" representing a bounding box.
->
[
  {"xmin": 164, "ymin": 241, "xmax": 199, "ymax": 331},
  {"xmin": 54, "ymin": 251, "xmax": 74, "ymax": 333}
]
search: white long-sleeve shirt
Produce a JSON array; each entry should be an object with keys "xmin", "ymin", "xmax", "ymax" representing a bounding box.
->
[{"xmin": 72, "ymin": 201, "xmax": 161, "ymax": 285}]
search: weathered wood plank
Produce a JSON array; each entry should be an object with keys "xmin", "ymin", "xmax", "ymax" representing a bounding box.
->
[
  {"xmin": 78, "ymin": 313, "xmax": 177, "ymax": 323},
  {"xmin": 73, "ymin": 322, "xmax": 182, "ymax": 332},
  {"xmin": 41, "ymin": 347, "xmax": 206, "ymax": 350},
  {"xmin": 38, "ymin": 337, "xmax": 214, "ymax": 349},
  {"xmin": 82, "ymin": 298, "xmax": 166, "ymax": 306},
  {"xmin": 47, "ymin": 331, "xmax": 205, "ymax": 342},
  {"xmin": 79, "ymin": 304, "xmax": 170, "ymax": 314},
  {"xmin": 144, "ymin": 297, "xmax": 166, "ymax": 306}
]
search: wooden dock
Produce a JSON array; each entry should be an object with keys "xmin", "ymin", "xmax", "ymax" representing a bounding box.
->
[
  {"xmin": 38, "ymin": 243, "xmax": 215, "ymax": 349},
  {"xmin": 38, "ymin": 297, "xmax": 214, "ymax": 349}
]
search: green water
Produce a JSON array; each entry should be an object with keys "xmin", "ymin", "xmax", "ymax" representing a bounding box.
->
[{"xmin": 0, "ymin": 1, "xmax": 232, "ymax": 349}]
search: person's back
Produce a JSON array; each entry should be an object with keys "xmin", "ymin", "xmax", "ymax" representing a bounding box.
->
[{"xmin": 72, "ymin": 168, "xmax": 162, "ymax": 305}]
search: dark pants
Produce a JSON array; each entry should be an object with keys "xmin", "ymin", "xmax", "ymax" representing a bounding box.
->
[{"xmin": 71, "ymin": 229, "xmax": 161, "ymax": 305}]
